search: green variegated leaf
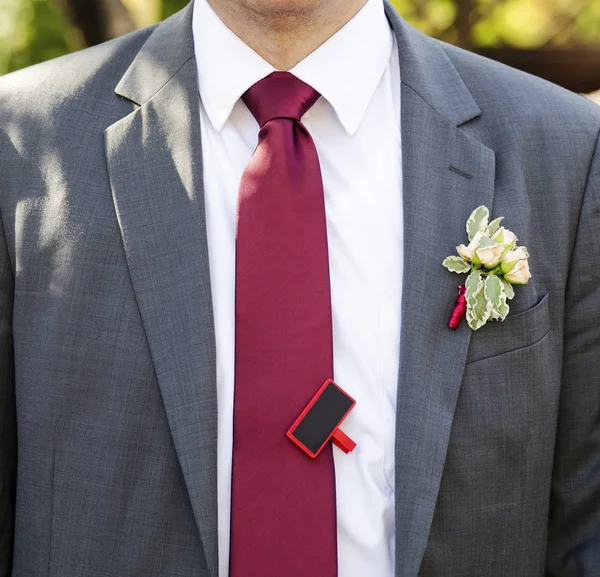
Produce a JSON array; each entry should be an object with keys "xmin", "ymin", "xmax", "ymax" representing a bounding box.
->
[
  {"xmin": 500, "ymin": 277, "xmax": 515, "ymax": 300},
  {"xmin": 484, "ymin": 274, "xmax": 502, "ymax": 307},
  {"xmin": 442, "ymin": 256, "xmax": 471, "ymax": 274},
  {"xmin": 475, "ymin": 235, "xmax": 500, "ymax": 250},
  {"xmin": 484, "ymin": 274, "xmax": 508, "ymax": 321},
  {"xmin": 486, "ymin": 217, "xmax": 504, "ymax": 236},
  {"xmin": 465, "ymin": 270, "xmax": 483, "ymax": 307},
  {"xmin": 497, "ymin": 300, "xmax": 510, "ymax": 321},
  {"xmin": 466, "ymin": 280, "xmax": 492, "ymax": 330},
  {"xmin": 466, "ymin": 206, "xmax": 490, "ymax": 241}
]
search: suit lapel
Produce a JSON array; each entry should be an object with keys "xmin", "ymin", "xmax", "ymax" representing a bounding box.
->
[
  {"xmin": 105, "ymin": 6, "xmax": 219, "ymax": 577},
  {"xmin": 385, "ymin": 5, "xmax": 496, "ymax": 575}
]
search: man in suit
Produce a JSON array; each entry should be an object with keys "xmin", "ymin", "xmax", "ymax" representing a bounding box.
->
[{"xmin": 0, "ymin": 0, "xmax": 599, "ymax": 575}]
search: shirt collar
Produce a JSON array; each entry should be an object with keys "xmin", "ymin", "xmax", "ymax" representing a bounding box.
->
[{"xmin": 193, "ymin": 0, "xmax": 394, "ymax": 135}]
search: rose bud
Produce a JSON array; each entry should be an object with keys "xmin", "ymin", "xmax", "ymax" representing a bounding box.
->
[
  {"xmin": 457, "ymin": 244, "xmax": 473, "ymax": 261},
  {"xmin": 504, "ymin": 256, "xmax": 531, "ymax": 284},
  {"xmin": 475, "ymin": 244, "xmax": 504, "ymax": 268},
  {"xmin": 456, "ymin": 231, "xmax": 485, "ymax": 262},
  {"xmin": 493, "ymin": 227, "xmax": 518, "ymax": 252},
  {"xmin": 501, "ymin": 246, "xmax": 529, "ymax": 273}
]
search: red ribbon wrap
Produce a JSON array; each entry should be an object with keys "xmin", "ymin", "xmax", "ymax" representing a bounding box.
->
[{"xmin": 448, "ymin": 285, "xmax": 467, "ymax": 329}]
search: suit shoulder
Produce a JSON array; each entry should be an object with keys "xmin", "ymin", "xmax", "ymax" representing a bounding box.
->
[
  {"xmin": 439, "ymin": 40, "xmax": 600, "ymax": 132},
  {"xmin": 0, "ymin": 25, "xmax": 156, "ymax": 123}
]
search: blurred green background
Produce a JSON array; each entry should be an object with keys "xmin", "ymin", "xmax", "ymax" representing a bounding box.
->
[{"xmin": 1, "ymin": 0, "xmax": 599, "ymax": 97}]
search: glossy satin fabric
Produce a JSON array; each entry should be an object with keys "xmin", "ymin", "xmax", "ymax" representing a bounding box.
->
[{"xmin": 230, "ymin": 72, "xmax": 337, "ymax": 577}]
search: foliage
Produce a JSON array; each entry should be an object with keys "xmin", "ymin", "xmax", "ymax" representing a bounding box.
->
[
  {"xmin": 391, "ymin": 0, "xmax": 600, "ymax": 48},
  {"xmin": 162, "ymin": 0, "xmax": 188, "ymax": 19},
  {"xmin": 0, "ymin": 0, "xmax": 188, "ymax": 75},
  {"xmin": 392, "ymin": 0, "xmax": 459, "ymax": 43},
  {"xmin": 0, "ymin": 0, "xmax": 82, "ymax": 74}
]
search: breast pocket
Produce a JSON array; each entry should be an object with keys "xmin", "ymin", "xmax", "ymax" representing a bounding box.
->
[{"xmin": 466, "ymin": 293, "xmax": 551, "ymax": 364}]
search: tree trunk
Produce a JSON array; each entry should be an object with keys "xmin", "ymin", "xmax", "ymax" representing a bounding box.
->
[
  {"xmin": 456, "ymin": 0, "xmax": 473, "ymax": 51},
  {"xmin": 64, "ymin": 0, "xmax": 136, "ymax": 46}
]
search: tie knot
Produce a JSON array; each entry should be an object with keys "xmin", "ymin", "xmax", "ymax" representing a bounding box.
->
[{"xmin": 242, "ymin": 72, "xmax": 321, "ymax": 127}]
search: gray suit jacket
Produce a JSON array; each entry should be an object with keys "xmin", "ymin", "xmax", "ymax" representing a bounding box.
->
[{"xmin": 1, "ymin": 2, "xmax": 599, "ymax": 576}]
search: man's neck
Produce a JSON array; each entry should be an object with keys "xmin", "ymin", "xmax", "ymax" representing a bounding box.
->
[{"xmin": 206, "ymin": 0, "xmax": 368, "ymax": 70}]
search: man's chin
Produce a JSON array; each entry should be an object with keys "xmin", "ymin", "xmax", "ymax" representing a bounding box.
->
[{"xmin": 220, "ymin": 0, "xmax": 327, "ymax": 16}]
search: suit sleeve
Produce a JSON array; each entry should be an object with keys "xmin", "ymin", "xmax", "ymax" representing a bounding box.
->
[
  {"xmin": 0, "ymin": 205, "xmax": 15, "ymax": 576},
  {"xmin": 546, "ymin": 129, "xmax": 600, "ymax": 576}
]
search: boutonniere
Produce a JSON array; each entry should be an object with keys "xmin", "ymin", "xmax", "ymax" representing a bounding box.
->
[{"xmin": 443, "ymin": 206, "xmax": 531, "ymax": 331}]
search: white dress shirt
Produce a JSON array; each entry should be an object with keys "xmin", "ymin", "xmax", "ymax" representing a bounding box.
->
[{"xmin": 193, "ymin": 1, "xmax": 403, "ymax": 575}]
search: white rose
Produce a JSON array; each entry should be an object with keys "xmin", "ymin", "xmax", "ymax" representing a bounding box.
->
[
  {"xmin": 457, "ymin": 244, "xmax": 473, "ymax": 261},
  {"xmin": 475, "ymin": 244, "xmax": 503, "ymax": 268},
  {"xmin": 503, "ymin": 256, "xmax": 531, "ymax": 284},
  {"xmin": 456, "ymin": 231, "xmax": 485, "ymax": 262},
  {"xmin": 501, "ymin": 246, "xmax": 529, "ymax": 273},
  {"xmin": 493, "ymin": 227, "xmax": 518, "ymax": 251}
]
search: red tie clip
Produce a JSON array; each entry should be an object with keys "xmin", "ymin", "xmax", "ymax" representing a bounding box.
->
[{"xmin": 287, "ymin": 379, "xmax": 357, "ymax": 459}]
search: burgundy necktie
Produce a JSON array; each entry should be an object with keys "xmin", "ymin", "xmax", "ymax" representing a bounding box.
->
[{"xmin": 230, "ymin": 72, "xmax": 337, "ymax": 577}]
